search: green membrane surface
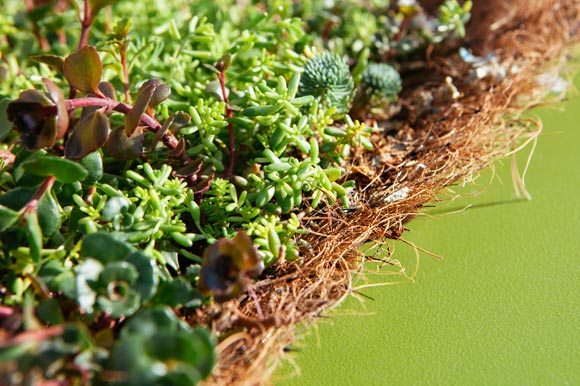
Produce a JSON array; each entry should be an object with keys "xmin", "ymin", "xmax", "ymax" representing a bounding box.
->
[{"xmin": 276, "ymin": 77, "xmax": 580, "ymax": 385}]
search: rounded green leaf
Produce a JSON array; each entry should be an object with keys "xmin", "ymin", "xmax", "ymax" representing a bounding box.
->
[
  {"xmin": 79, "ymin": 151, "xmax": 103, "ymax": 185},
  {"xmin": 22, "ymin": 156, "xmax": 88, "ymax": 183},
  {"xmin": 63, "ymin": 46, "xmax": 103, "ymax": 93},
  {"xmin": 64, "ymin": 111, "xmax": 110, "ymax": 160},
  {"xmin": 0, "ymin": 204, "xmax": 20, "ymax": 231},
  {"xmin": 81, "ymin": 232, "xmax": 133, "ymax": 263},
  {"xmin": 0, "ymin": 186, "xmax": 60, "ymax": 236}
]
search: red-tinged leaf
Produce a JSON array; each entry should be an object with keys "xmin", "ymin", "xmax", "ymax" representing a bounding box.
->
[
  {"xmin": 42, "ymin": 78, "xmax": 69, "ymax": 140},
  {"xmin": 198, "ymin": 231, "xmax": 263, "ymax": 302},
  {"xmin": 149, "ymin": 83, "xmax": 171, "ymax": 109},
  {"xmin": 8, "ymin": 90, "xmax": 58, "ymax": 151},
  {"xmin": 65, "ymin": 111, "xmax": 110, "ymax": 160},
  {"xmin": 97, "ymin": 81, "xmax": 117, "ymax": 100},
  {"xmin": 105, "ymin": 126, "xmax": 144, "ymax": 160},
  {"xmin": 63, "ymin": 46, "xmax": 102, "ymax": 93},
  {"xmin": 151, "ymin": 112, "xmax": 190, "ymax": 150},
  {"xmin": 215, "ymin": 53, "xmax": 232, "ymax": 72},
  {"xmin": 29, "ymin": 54, "xmax": 65, "ymax": 69},
  {"xmin": 125, "ymin": 79, "xmax": 160, "ymax": 136}
]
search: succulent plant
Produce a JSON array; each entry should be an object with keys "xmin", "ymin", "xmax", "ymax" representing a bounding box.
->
[
  {"xmin": 298, "ymin": 52, "xmax": 355, "ymax": 116},
  {"xmin": 361, "ymin": 63, "xmax": 402, "ymax": 103}
]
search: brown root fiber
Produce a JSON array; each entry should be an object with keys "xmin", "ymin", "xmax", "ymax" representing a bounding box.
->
[{"xmin": 195, "ymin": 1, "xmax": 580, "ymax": 384}]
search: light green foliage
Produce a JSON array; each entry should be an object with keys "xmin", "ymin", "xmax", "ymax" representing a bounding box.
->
[{"xmin": 299, "ymin": 52, "xmax": 355, "ymax": 116}]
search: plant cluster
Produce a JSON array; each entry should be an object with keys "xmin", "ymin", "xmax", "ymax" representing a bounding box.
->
[{"xmin": 0, "ymin": 0, "xmax": 471, "ymax": 383}]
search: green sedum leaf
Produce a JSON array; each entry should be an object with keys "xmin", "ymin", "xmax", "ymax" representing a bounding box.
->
[{"xmin": 22, "ymin": 156, "xmax": 88, "ymax": 183}]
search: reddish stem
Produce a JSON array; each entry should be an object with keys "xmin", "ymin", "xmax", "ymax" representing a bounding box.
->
[
  {"xmin": 120, "ymin": 48, "xmax": 131, "ymax": 102},
  {"xmin": 65, "ymin": 97, "xmax": 190, "ymax": 165},
  {"xmin": 393, "ymin": 16, "xmax": 409, "ymax": 43},
  {"xmin": 217, "ymin": 72, "xmax": 235, "ymax": 178},
  {"xmin": 78, "ymin": 0, "xmax": 92, "ymax": 50},
  {"xmin": 21, "ymin": 176, "xmax": 56, "ymax": 223}
]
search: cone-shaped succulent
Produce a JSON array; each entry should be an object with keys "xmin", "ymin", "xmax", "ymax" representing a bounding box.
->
[
  {"xmin": 361, "ymin": 62, "xmax": 402, "ymax": 103},
  {"xmin": 298, "ymin": 52, "xmax": 354, "ymax": 116}
]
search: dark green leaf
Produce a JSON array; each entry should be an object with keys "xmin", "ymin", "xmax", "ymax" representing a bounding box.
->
[
  {"xmin": 0, "ymin": 204, "xmax": 20, "ymax": 231},
  {"xmin": 0, "ymin": 187, "xmax": 61, "ymax": 236},
  {"xmin": 42, "ymin": 78, "xmax": 69, "ymax": 139},
  {"xmin": 0, "ymin": 98, "xmax": 12, "ymax": 141},
  {"xmin": 126, "ymin": 252, "xmax": 157, "ymax": 301},
  {"xmin": 22, "ymin": 156, "xmax": 88, "ymax": 183},
  {"xmin": 242, "ymin": 104, "xmax": 282, "ymax": 117},
  {"xmin": 63, "ymin": 46, "xmax": 103, "ymax": 93},
  {"xmin": 153, "ymin": 278, "xmax": 198, "ymax": 308},
  {"xmin": 64, "ymin": 111, "xmax": 110, "ymax": 160},
  {"xmin": 122, "ymin": 307, "xmax": 190, "ymax": 338},
  {"xmin": 81, "ymin": 232, "xmax": 133, "ymax": 263},
  {"xmin": 25, "ymin": 211, "xmax": 42, "ymax": 261},
  {"xmin": 104, "ymin": 125, "xmax": 144, "ymax": 160},
  {"xmin": 37, "ymin": 298, "xmax": 64, "ymax": 325},
  {"xmin": 79, "ymin": 151, "xmax": 103, "ymax": 185}
]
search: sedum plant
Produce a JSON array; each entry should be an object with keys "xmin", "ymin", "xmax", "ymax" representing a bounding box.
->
[{"xmin": 0, "ymin": 0, "xmax": 471, "ymax": 383}]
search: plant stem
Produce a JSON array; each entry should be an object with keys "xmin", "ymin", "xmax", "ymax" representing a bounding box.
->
[
  {"xmin": 22, "ymin": 175, "xmax": 56, "ymax": 221},
  {"xmin": 120, "ymin": 48, "xmax": 131, "ymax": 102},
  {"xmin": 217, "ymin": 72, "xmax": 235, "ymax": 178},
  {"xmin": 65, "ymin": 97, "xmax": 190, "ymax": 165},
  {"xmin": 78, "ymin": 0, "xmax": 92, "ymax": 50}
]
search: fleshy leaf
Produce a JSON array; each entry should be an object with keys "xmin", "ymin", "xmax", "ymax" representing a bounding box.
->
[
  {"xmin": 198, "ymin": 231, "xmax": 264, "ymax": 302},
  {"xmin": 25, "ymin": 211, "xmax": 42, "ymax": 262},
  {"xmin": 42, "ymin": 78, "xmax": 70, "ymax": 139},
  {"xmin": 63, "ymin": 46, "xmax": 103, "ymax": 93},
  {"xmin": 151, "ymin": 112, "xmax": 191, "ymax": 150},
  {"xmin": 0, "ymin": 187, "xmax": 61, "ymax": 236},
  {"xmin": 149, "ymin": 83, "xmax": 171, "ymax": 109},
  {"xmin": 125, "ymin": 79, "xmax": 161, "ymax": 136},
  {"xmin": 80, "ymin": 232, "xmax": 133, "ymax": 263},
  {"xmin": 97, "ymin": 81, "xmax": 117, "ymax": 100},
  {"xmin": 22, "ymin": 156, "xmax": 88, "ymax": 183},
  {"xmin": 64, "ymin": 111, "xmax": 110, "ymax": 160},
  {"xmin": 0, "ymin": 99, "xmax": 11, "ymax": 141},
  {"xmin": 79, "ymin": 151, "xmax": 103, "ymax": 185},
  {"xmin": 28, "ymin": 54, "xmax": 65, "ymax": 69},
  {"xmin": 104, "ymin": 126, "xmax": 144, "ymax": 160},
  {"xmin": 0, "ymin": 204, "xmax": 20, "ymax": 232},
  {"xmin": 7, "ymin": 90, "xmax": 58, "ymax": 151}
]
